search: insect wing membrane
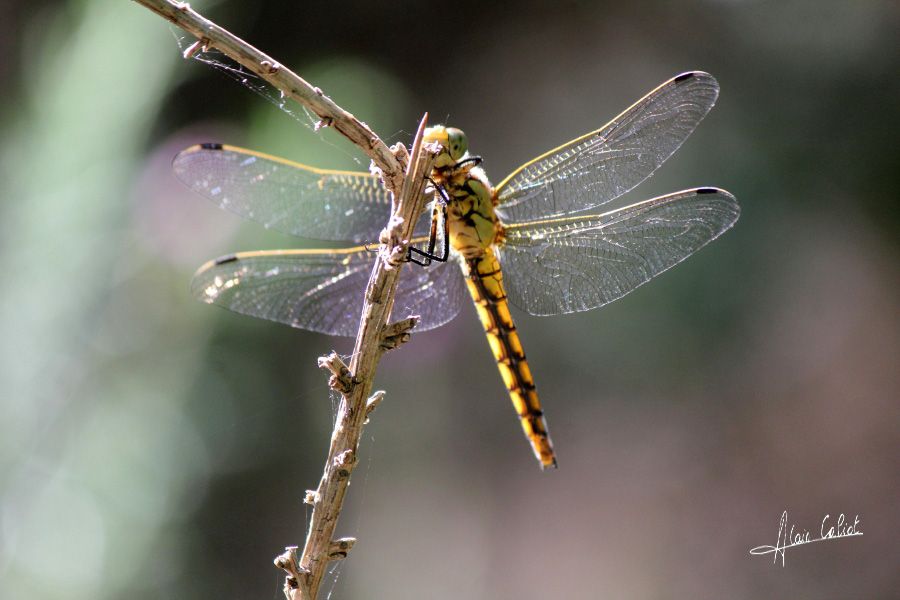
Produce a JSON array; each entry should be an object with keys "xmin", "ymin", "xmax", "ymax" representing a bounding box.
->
[
  {"xmin": 494, "ymin": 72, "xmax": 719, "ymax": 223},
  {"xmin": 173, "ymin": 144, "xmax": 393, "ymax": 243},
  {"xmin": 192, "ymin": 248, "xmax": 467, "ymax": 336},
  {"xmin": 497, "ymin": 188, "xmax": 739, "ymax": 316}
]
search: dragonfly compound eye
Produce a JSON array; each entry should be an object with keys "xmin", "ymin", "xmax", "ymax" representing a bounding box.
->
[
  {"xmin": 423, "ymin": 125, "xmax": 467, "ymax": 167},
  {"xmin": 445, "ymin": 127, "xmax": 468, "ymax": 161}
]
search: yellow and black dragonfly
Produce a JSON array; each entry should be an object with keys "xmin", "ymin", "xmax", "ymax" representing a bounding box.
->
[{"xmin": 174, "ymin": 71, "xmax": 739, "ymax": 469}]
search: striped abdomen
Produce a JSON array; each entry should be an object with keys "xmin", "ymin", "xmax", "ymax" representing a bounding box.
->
[{"xmin": 463, "ymin": 247, "xmax": 557, "ymax": 469}]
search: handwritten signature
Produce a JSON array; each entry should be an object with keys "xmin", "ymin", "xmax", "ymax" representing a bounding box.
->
[{"xmin": 749, "ymin": 510, "xmax": 863, "ymax": 566}]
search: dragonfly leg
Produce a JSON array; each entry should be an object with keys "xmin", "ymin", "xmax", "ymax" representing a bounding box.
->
[{"xmin": 406, "ymin": 180, "xmax": 450, "ymax": 266}]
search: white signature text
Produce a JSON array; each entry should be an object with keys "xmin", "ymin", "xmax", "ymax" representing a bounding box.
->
[{"xmin": 749, "ymin": 510, "xmax": 862, "ymax": 566}]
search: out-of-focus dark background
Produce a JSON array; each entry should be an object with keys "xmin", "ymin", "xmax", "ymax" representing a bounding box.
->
[{"xmin": 1, "ymin": 1, "xmax": 897, "ymax": 598}]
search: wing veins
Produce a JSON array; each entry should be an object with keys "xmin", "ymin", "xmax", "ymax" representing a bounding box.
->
[
  {"xmin": 494, "ymin": 72, "xmax": 720, "ymax": 223},
  {"xmin": 498, "ymin": 187, "xmax": 739, "ymax": 315}
]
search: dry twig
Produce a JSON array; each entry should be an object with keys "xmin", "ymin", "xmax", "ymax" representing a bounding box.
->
[
  {"xmin": 132, "ymin": 2, "xmax": 438, "ymax": 598},
  {"xmin": 132, "ymin": 0, "xmax": 405, "ymax": 194}
]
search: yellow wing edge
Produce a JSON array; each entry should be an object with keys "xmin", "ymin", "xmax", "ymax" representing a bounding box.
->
[
  {"xmin": 179, "ymin": 143, "xmax": 380, "ymax": 179},
  {"xmin": 492, "ymin": 71, "xmax": 714, "ymax": 195},
  {"xmin": 194, "ymin": 236, "xmax": 434, "ymax": 277},
  {"xmin": 502, "ymin": 187, "xmax": 735, "ymax": 232}
]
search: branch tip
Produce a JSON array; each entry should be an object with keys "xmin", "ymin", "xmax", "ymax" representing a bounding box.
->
[
  {"xmin": 133, "ymin": 0, "xmax": 403, "ymax": 194},
  {"xmin": 273, "ymin": 547, "xmax": 297, "ymax": 571}
]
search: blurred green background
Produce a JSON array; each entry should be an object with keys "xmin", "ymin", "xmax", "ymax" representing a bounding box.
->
[{"xmin": 1, "ymin": 1, "xmax": 897, "ymax": 598}]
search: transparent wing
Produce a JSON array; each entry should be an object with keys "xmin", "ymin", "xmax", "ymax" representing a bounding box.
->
[
  {"xmin": 192, "ymin": 247, "xmax": 467, "ymax": 336},
  {"xmin": 494, "ymin": 72, "xmax": 719, "ymax": 223},
  {"xmin": 497, "ymin": 188, "xmax": 739, "ymax": 316},
  {"xmin": 173, "ymin": 144, "xmax": 394, "ymax": 243}
]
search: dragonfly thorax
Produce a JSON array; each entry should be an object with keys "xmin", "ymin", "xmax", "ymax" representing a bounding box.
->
[
  {"xmin": 423, "ymin": 126, "xmax": 499, "ymax": 258},
  {"xmin": 446, "ymin": 166, "xmax": 499, "ymax": 259}
]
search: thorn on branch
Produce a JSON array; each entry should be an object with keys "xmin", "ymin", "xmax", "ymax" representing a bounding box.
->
[
  {"xmin": 327, "ymin": 537, "xmax": 357, "ymax": 560},
  {"xmin": 385, "ymin": 244, "xmax": 408, "ymax": 268},
  {"xmin": 378, "ymin": 214, "xmax": 405, "ymax": 245},
  {"xmin": 273, "ymin": 547, "xmax": 298, "ymax": 571},
  {"xmin": 317, "ymin": 352, "xmax": 355, "ymax": 394},
  {"xmin": 315, "ymin": 116, "xmax": 334, "ymax": 131},
  {"xmin": 259, "ymin": 59, "xmax": 280, "ymax": 74},
  {"xmin": 274, "ymin": 546, "xmax": 310, "ymax": 599},
  {"xmin": 380, "ymin": 317, "xmax": 419, "ymax": 351},
  {"xmin": 365, "ymin": 390, "xmax": 385, "ymax": 419},
  {"xmin": 391, "ymin": 142, "xmax": 410, "ymax": 172},
  {"xmin": 333, "ymin": 450, "xmax": 356, "ymax": 478},
  {"xmin": 369, "ymin": 161, "xmax": 385, "ymax": 181},
  {"xmin": 182, "ymin": 37, "xmax": 210, "ymax": 59},
  {"xmin": 304, "ymin": 489, "xmax": 319, "ymax": 505}
]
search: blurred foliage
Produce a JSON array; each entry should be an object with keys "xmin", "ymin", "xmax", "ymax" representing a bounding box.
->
[{"xmin": 1, "ymin": 1, "xmax": 897, "ymax": 599}]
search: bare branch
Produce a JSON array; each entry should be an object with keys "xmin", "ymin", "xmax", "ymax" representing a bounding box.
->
[
  {"xmin": 295, "ymin": 118, "xmax": 437, "ymax": 599},
  {"xmin": 131, "ymin": 4, "xmax": 441, "ymax": 598},
  {"xmin": 131, "ymin": 0, "xmax": 405, "ymax": 193}
]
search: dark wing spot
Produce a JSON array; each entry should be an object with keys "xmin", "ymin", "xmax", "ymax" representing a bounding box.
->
[
  {"xmin": 200, "ymin": 142, "xmax": 224, "ymax": 150},
  {"xmin": 674, "ymin": 72, "xmax": 696, "ymax": 84},
  {"xmin": 696, "ymin": 187, "xmax": 719, "ymax": 195},
  {"xmin": 214, "ymin": 254, "xmax": 239, "ymax": 265}
]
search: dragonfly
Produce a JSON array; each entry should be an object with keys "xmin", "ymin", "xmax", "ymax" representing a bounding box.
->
[{"xmin": 174, "ymin": 71, "xmax": 739, "ymax": 469}]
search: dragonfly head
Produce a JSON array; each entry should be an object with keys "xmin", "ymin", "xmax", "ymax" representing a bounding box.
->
[{"xmin": 423, "ymin": 125, "xmax": 468, "ymax": 168}]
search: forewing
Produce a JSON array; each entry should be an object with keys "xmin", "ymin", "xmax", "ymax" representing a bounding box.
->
[
  {"xmin": 192, "ymin": 248, "xmax": 467, "ymax": 336},
  {"xmin": 495, "ymin": 72, "xmax": 719, "ymax": 223},
  {"xmin": 497, "ymin": 188, "xmax": 739, "ymax": 316},
  {"xmin": 174, "ymin": 144, "xmax": 393, "ymax": 243}
]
